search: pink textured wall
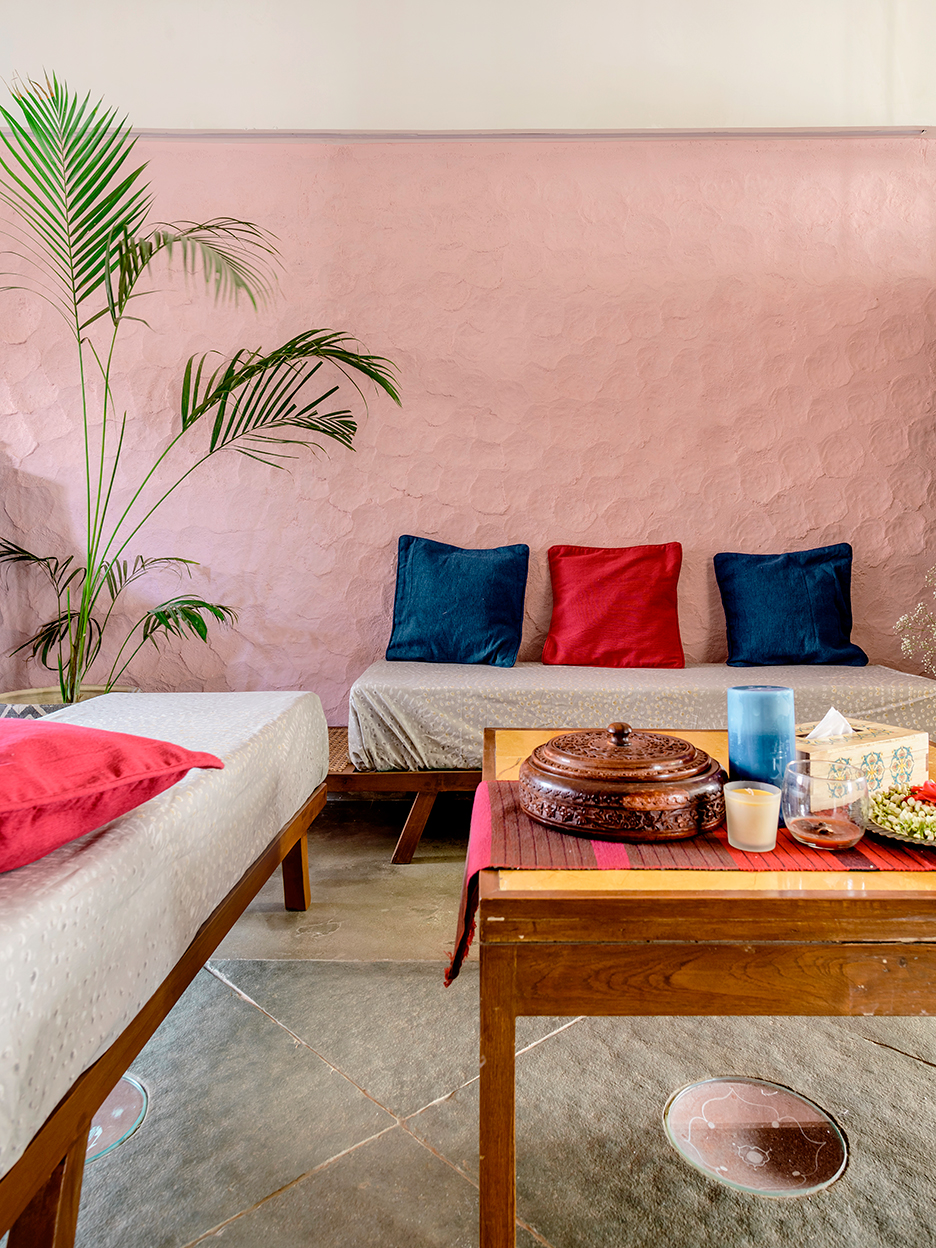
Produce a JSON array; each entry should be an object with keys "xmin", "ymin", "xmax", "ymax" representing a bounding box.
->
[{"xmin": 1, "ymin": 137, "xmax": 935, "ymax": 722}]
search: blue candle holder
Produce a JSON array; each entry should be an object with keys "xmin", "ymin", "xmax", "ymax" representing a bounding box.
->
[{"xmin": 727, "ymin": 685, "xmax": 796, "ymax": 790}]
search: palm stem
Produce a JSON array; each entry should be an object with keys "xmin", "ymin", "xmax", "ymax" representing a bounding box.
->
[{"xmin": 103, "ymin": 620, "xmax": 148, "ymax": 690}]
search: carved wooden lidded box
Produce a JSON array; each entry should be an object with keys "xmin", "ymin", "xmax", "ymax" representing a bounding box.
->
[{"xmin": 518, "ymin": 722, "xmax": 726, "ymax": 842}]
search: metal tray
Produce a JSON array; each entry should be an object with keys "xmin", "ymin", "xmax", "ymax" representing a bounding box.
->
[{"xmin": 866, "ymin": 819, "xmax": 936, "ymax": 847}]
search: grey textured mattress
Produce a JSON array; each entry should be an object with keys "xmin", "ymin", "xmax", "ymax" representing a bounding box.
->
[
  {"xmin": 347, "ymin": 660, "xmax": 936, "ymax": 771},
  {"xmin": 0, "ymin": 690, "xmax": 328, "ymax": 1183}
]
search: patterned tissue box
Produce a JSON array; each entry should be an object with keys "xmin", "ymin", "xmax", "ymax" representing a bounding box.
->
[{"xmin": 794, "ymin": 719, "xmax": 930, "ymax": 793}]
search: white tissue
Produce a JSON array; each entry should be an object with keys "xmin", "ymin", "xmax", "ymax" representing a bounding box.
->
[{"xmin": 805, "ymin": 707, "xmax": 855, "ymax": 740}]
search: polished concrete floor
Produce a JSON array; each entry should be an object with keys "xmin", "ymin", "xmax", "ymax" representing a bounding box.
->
[{"xmin": 71, "ymin": 795, "xmax": 936, "ymax": 1247}]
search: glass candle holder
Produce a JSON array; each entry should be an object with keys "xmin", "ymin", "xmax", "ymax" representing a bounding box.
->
[
  {"xmin": 727, "ymin": 686, "xmax": 796, "ymax": 790},
  {"xmin": 724, "ymin": 780, "xmax": 781, "ymax": 852}
]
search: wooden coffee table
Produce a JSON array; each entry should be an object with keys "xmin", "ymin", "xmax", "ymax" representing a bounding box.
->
[{"xmin": 478, "ymin": 727, "xmax": 936, "ymax": 1248}]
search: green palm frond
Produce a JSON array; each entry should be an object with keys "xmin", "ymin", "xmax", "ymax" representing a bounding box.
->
[
  {"xmin": 151, "ymin": 218, "xmax": 279, "ymax": 307},
  {"xmin": 207, "ymin": 350, "xmax": 354, "ymax": 466},
  {"xmin": 13, "ymin": 609, "xmax": 103, "ymax": 671},
  {"xmin": 0, "ymin": 538, "xmax": 84, "ymax": 596},
  {"xmin": 101, "ymin": 594, "xmax": 238, "ymax": 691},
  {"xmin": 0, "ymin": 74, "xmax": 151, "ymax": 326},
  {"xmin": 103, "ymin": 218, "xmax": 279, "ymax": 326},
  {"xmin": 178, "ymin": 329, "xmax": 400, "ymax": 466},
  {"xmin": 292, "ymin": 330, "xmax": 403, "ymax": 406},
  {"xmin": 102, "ymin": 554, "xmax": 198, "ymax": 599},
  {"xmin": 140, "ymin": 596, "xmax": 237, "ymax": 644}
]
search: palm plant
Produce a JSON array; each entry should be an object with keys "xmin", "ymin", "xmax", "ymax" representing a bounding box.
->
[{"xmin": 0, "ymin": 75, "xmax": 399, "ymax": 702}]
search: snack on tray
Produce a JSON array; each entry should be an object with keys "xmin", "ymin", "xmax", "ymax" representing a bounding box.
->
[{"xmin": 870, "ymin": 783, "xmax": 936, "ymax": 842}]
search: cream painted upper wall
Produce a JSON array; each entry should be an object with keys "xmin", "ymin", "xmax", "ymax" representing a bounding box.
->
[{"xmin": 3, "ymin": 0, "xmax": 936, "ymax": 129}]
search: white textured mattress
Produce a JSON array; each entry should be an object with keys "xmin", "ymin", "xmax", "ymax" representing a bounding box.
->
[
  {"xmin": 348, "ymin": 660, "xmax": 936, "ymax": 770},
  {"xmin": 0, "ymin": 690, "xmax": 327, "ymax": 1183}
]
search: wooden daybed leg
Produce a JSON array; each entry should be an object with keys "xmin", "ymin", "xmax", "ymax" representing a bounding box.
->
[
  {"xmin": 9, "ymin": 1124, "xmax": 89, "ymax": 1248},
  {"xmin": 391, "ymin": 792, "xmax": 437, "ymax": 864},
  {"xmin": 280, "ymin": 782, "xmax": 326, "ymax": 910},
  {"xmin": 281, "ymin": 831, "xmax": 311, "ymax": 911}
]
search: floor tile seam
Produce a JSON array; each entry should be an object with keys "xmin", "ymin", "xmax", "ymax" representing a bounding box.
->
[
  {"xmin": 515, "ymin": 1216, "xmax": 560, "ymax": 1247},
  {"xmin": 398, "ymin": 1117, "xmax": 480, "ymax": 1191},
  {"xmin": 205, "ymin": 959, "xmax": 492, "ymax": 1122},
  {"xmin": 515, "ymin": 1016, "xmax": 584, "ymax": 1056},
  {"xmin": 400, "ymin": 1019, "xmax": 588, "ymax": 1120},
  {"xmin": 399, "ymin": 1018, "xmax": 589, "ymax": 1118},
  {"xmin": 203, "ymin": 961, "xmax": 404, "ymax": 1119},
  {"xmin": 179, "ymin": 1122, "xmax": 400, "ymax": 1248},
  {"xmin": 396, "ymin": 1122, "xmax": 558, "ymax": 1248},
  {"xmin": 858, "ymin": 1034, "xmax": 936, "ymax": 1070},
  {"xmin": 404, "ymin": 1074, "xmax": 483, "ymax": 1118}
]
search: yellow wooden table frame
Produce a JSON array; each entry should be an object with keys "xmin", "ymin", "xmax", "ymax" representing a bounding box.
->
[{"xmin": 478, "ymin": 727, "xmax": 936, "ymax": 1248}]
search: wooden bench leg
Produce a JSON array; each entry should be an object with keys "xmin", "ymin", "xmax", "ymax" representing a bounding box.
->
[
  {"xmin": 281, "ymin": 832, "xmax": 311, "ymax": 911},
  {"xmin": 391, "ymin": 792, "xmax": 438, "ymax": 864},
  {"xmin": 9, "ymin": 1125, "xmax": 89, "ymax": 1248}
]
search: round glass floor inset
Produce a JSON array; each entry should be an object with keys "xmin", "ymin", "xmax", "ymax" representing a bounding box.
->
[
  {"xmin": 86, "ymin": 1075, "xmax": 148, "ymax": 1163},
  {"xmin": 663, "ymin": 1077, "xmax": 847, "ymax": 1197}
]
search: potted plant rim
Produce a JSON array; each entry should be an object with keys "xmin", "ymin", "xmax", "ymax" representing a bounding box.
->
[{"xmin": 0, "ymin": 74, "xmax": 399, "ymax": 703}]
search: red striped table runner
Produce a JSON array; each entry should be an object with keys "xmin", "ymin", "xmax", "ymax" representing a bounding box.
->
[{"xmin": 445, "ymin": 781, "xmax": 936, "ymax": 982}]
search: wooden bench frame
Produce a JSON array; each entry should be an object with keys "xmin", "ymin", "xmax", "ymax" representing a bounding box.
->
[
  {"xmin": 326, "ymin": 727, "xmax": 481, "ymax": 863},
  {"xmin": 0, "ymin": 782, "xmax": 326, "ymax": 1248}
]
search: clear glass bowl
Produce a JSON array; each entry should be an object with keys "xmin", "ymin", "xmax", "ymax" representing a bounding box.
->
[{"xmin": 780, "ymin": 760, "xmax": 868, "ymax": 850}]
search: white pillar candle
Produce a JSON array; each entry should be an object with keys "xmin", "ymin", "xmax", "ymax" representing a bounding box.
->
[{"xmin": 724, "ymin": 781, "xmax": 781, "ymax": 853}]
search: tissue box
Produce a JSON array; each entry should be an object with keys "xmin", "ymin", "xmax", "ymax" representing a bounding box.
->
[{"xmin": 794, "ymin": 719, "xmax": 930, "ymax": 793}]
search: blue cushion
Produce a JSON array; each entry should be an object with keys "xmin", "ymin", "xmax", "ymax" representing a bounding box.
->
[
  {"xmin": 713, "ymin": 544, "xmax": 868, "ymax": 667},
  {"xmin": 386, "ymin": 535, "xmax": 529, "ymax": 667}
]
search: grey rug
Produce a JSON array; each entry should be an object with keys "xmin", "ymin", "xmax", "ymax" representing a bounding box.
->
[{"xmin": 0, "ymin": 702, "xmax": 65, "ymax": 718}]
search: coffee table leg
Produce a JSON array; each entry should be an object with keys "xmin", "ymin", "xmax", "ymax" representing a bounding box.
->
[{"xmin": 480, "ymin": 944, "xmax": 517, "ymax": 1248}]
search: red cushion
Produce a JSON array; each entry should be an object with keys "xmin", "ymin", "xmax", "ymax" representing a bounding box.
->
[
  {"xmin": 542, "ymin": 542, "xmax": 685, "ymax": 668},
  {"xmin": 0, "ymin": 720, "xmax": 223, "ymax": 873}
]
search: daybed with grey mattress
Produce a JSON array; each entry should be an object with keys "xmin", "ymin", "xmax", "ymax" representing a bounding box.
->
[
  {"xmin": 348, "ymin": 659, "xmax": 936, "ymax": 770},
  {"xmin": 0, "ymin": 690, "xmax": 329, "ymax": 1248},
  {"xmin": 341, "ymin": 658, "xmax": 936, "ymax": 861}
]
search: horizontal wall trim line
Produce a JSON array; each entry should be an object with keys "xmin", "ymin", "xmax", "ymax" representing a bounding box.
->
[{"xmin": 123, "ymin": 126, "xmax": 931, "ymax": 144}]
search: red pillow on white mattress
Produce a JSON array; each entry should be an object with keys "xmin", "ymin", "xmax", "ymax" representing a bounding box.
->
[{"xmin": 0, "ymin": 719, "xmax": 223, "ymax": 873}]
